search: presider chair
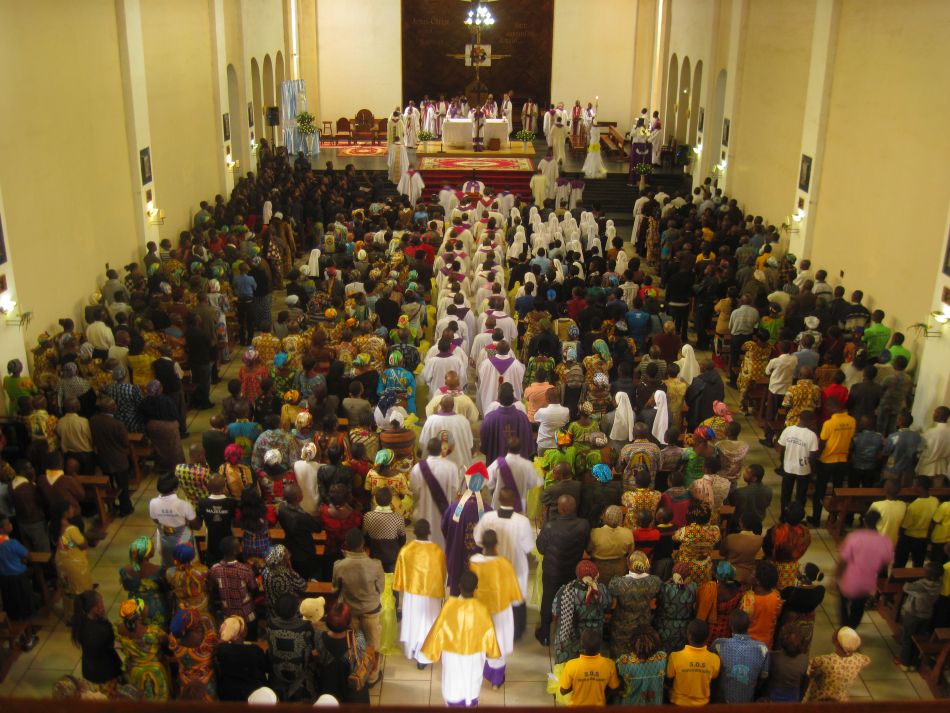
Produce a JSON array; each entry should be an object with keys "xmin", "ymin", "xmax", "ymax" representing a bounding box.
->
[{"xmin": 335, "ymin": 117, "xmax": 352, "ymax": 144}]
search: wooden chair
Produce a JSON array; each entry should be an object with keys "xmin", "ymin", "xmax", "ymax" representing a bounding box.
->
[
  {"xmin": 915, "ymin": 627, "xmax": 950, "ymax": 698},
  {"xmin": 353, "ymin": 109, "xmax": 376, "ymax": 143},
  {"xmin": 321, "ymin": 121, "xmax": 334, "ymax": 145},
  {"xmin": 335, "ymin": 117, "xmax": 352, "ymax": 144}
]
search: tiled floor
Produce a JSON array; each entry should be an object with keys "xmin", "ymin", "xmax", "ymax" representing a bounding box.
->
[{"xmin": 0, "ymin": 301, "xmax": 937, "ymax": 704}]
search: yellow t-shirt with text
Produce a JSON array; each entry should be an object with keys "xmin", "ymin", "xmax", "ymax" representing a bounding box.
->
[
  {"xmin": 559, "ymin": 654, "xmax": 620, "ymax": 707},
  {"xmin": 667, "ymin": 645, "xmax": 720, "ymax": 706}
]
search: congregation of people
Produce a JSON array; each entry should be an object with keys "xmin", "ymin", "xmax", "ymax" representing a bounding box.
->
[{"xmin": 2, "ymin": 135, "xmax": 950, "ymax": 708}]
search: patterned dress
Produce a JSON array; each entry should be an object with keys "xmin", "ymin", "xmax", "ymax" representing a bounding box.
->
[
  {"xmin": 169, "ymin": 630, "xmax": 218, "ymax": 701},
  {"xmin": 119, "ymin": 568, "xmax": 169, "ymax": 627},
  {"xmin": 802, "ymin": 652, "xmax": 870, "ymax": 702},
  {"xmin": 654, "ymin": 581, "xmax": 698, "ymax": 653},
  {"xmin": 615, "ymin": 651, "xmax": 668, "ymax": 705},
  {"xmin": 552, "ymin": 580, "xmax": 612, "ymax": 664},
  {"xmin": 736, "ymin": 341, "xmax": 772, "ymax": 403},
  {"xmin": 364, "ymin": 468, "xmax": 413, "ymax": 518},
  {"xmin": 607, "ymin": 574, "xmax": 662, "ymax": 657},
  {"xmin": 673, "ymin": 524, "xmax": 721, "ymax": 584},
  {"xmin": 114, "ymin": 624, "xmax": 171, "ymax": 700},
  {"xmin": 783, "ymin": 379, "xmax": 822, "ymax": 428},
  {"xmin": 377, "ymin": 367, "xmax": 416, "ymax": 412},
  {"xmin": 523, "ymin": 355, "xmax": 556, "ymax": 390},
  {"xmin": 621, "ymin": 488, "xmax": 663, "ymax": 529},
  {"xmin": 706, "ymin": 585, "xmax": 743, "ymax": 644}
]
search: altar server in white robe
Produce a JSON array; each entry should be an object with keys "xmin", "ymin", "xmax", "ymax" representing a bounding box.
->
[
  {"xmin": 397, "ymin": 164, "xmax": 426, "ymax": 205},
  {"xmin": 439, "ymin": 186, "xmax": 459, "ymax": 217},
  {"xmin": 422, "ymin": 570, "xmax": 500, "ymax": 707},
  {"xmin": 476, "ymin": 341, "xmax": 524, "ymax": 414},
  {"xmin": 409, "ymin": 439, "xmax": 461, "ymax": 548},
  {"xmin": 529, "ymin": 168, "xmax": 547, "ymax": 207},
  {"xmin": 468, "ymin": 530, "xmax": 522, "ymax": 688},
  {"xmin": 393, "ymin": 519, "xmax": 447, "ymax": 664},
  {"xmin": 422, "ymin": 337, "xmax": 468, "ymax": 392},
  {"xmin": 473, "ymin": 487, "xmax": 536, "ymax": 639},
  {"xmin": 649, "ymin": 110, "xmax": 663, "ymax": 164},
  {"xmin": 462, "ymin": 172, "xmax": 486, "ymax": 195},
  {"xmin": 521, "ymin": 99, "xmax": 538, "ymax": 133},
  {"xmin": 403, "ymin": 101, "xmax": 421, "ymax": 148},
  {"xmin": 477, "ymin": 302, "xmax": 518, "ymax": 344},
  {"xmin": 543, "ymin": 105, "xmax": 557, "ymax": 141},
  {"xmin": 486, "ymin": 438, "xmax": 542, "ymax": 512},
  {"xmin": 387, "ymin": 109, "xmax": 408, "ymax": 182},
  {"xmin": 500, "ymin": 93, "xmax": 513, "ymax": 132},
  {"xmin": 435, "ymin": 95, "xmax": 449, "ymax": 137},
  {"xmin": 537, "ymin": 150, "xmax": 559, "ymax": 200},
  {"xmin": 419, "ymin": 395, "xmax": 475, "ymax": 474},
  {"xmin": 470, "ymin": 322, "xmax": 501, "ymax": 367},
  {"xmin": 424, "ymin": 371, "xmax": 480, "ymax": 427}
]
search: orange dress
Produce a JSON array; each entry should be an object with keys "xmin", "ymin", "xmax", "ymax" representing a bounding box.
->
[{"xmin": 740, "ymin": 589, "xmax": 782, "ymax": 647}]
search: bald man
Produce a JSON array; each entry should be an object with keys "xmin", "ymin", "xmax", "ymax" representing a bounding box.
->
[
  {"xmin": 535, "ymin": 494, "xmax": 589, "ymax": 646},
  {"xmin": 424, "ymin": 370, "xmax": 479, "ymax": 426},
  {"xmin": 418, "ymin": 396, "xmax": 475, "ymax": 474}
]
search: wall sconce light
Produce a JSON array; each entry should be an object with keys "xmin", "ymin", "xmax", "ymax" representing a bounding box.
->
[
  {"xmin": 145, "ymin": 189, "xmax": 164, "ymax": 225},
  {"xmin": 226, "ymin": 152, "xmax": 239, "ymax": 173},
  {"xmin": 792, "ymin": 207, "xmax": 807, "ymax": 222},
  {"xmin": 715, "ymin": 158, "xmax": 727, "ymax": 173},
  {"xmin": 911, "ymin": 306, "xmax": 950, "ymax": 338},
  {"xmin": 693, "ymin": 143, "xmax": 703, "ymax": 155},
  {"xmin": 0, "ymin": 296, "xmax": 17, "ymax": 315}
]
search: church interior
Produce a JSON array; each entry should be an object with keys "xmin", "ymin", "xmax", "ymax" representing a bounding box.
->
[{"xmin": 0, "ymin": 0, "xmax": 949, "ymax": 708}]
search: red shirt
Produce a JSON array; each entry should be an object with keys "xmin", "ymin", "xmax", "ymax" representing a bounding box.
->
[
  {"xmin": 821, "ymin": 383, "xmax": 849, "ymax": 423},
  {"xmin": 566, "ymin": 297, "xmax": 587, "ymax": 321}
]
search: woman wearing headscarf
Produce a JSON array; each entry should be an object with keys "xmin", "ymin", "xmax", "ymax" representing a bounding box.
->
[
  {"xmin": 764, "ymin": 502, "xmax": 813, "ymax": 590},
  {"xmin": 169, "ymin": 607, "xmax": 218, "ymax": 701},
  {"xmin": 262, "ymin": 544, "xmax": 307, "ymax": 617},
  {"xmin": 802, "ymin": 627, "xmax": 870, "ymax": 702},
  {"xmin": 585, "ymin": 372, "xmax": 613, "ymax": 417},
  {"xmin": 587, "ymin": 503, "xmax": 634, "ymax": 584},
  {"xmin": 695, "ymin": 561, "xmax": 742, "ymax": 644},
  {"xmin": 313, "ymin": 601, "xmax": 372, "ymax": 704},
  {"xmin": 579, "ymin": 461, "xmax": 622, "ymax": 527},
  {"xmin": 166, "ymin": 543, "xmax": 211, "ymax": 621},
  {"xmin": 58, "ymin": 361, "xmax": 95, "ymax": 415},
  {"xmin": 219, "ymin": 443, "xmax": 256, "ymax": 498},
  {"xmin": 267, "ymin": 593, "xmax": 315, "ymax": 701},
  {"xmin": 673, "ymin": 500, "xmax": 720, "ymax": 585},
  {"xmin": 214, "ymin": 615, "xmax": 269, "ymax": 701},
  {"xmin": 139, "ymin": 380, "xmax": 185, "ymax": 471},
  {"xmin": 114, "ymin": 598, "xmax": 171, "ymax": 700},
  {"xmin": 654, "ymin": 562, "xmax": 698, "ymax": 653},
  {"xmin": 675, "ymin": 344, "xmax": 701, "ymax": 386},
  {"xmin": 582, "ymin": 339, "xmax": 612, "ymax": 401},
  {"xmin": 650, "ymin": 390, "xmax": 669, "ymax": 445},
  {"xmin": 699, "ymin": 400, "xmax": 733, "ymax": 441},
  {"xmin": 364, "ymin": 448, "xmax": 412, "ymax": 518},
  {"xmin": 550, "ymin": 559, "xmax": 612, "ymax": 669},
  {"xmin": 608, "ymin": 551, "xmax": 662, "ymax": 657},
  {"xmin": 737, "ymin": 329, "xmax": 773, "ymax": 409},
  {"xmin": 615, "ymin": 625, "xmax": 668, "ymax": 705},
  {"xmin": 118, "ymin": 536, "xmax": 168, "ymax": 626},
  {"xmin": 777, "ymin": 562, "xmax": 825, "ymax": 651},
  {"xmin": 604, "ymin": 391, "xmax": 635, "ymax": 452},
  {"xmin": 238, "ymin": 348, "xmax": 268, "ymax": 402},
  {"xmin": 377, "ymin": 350, "xmax": 416, "ymax": 412}
]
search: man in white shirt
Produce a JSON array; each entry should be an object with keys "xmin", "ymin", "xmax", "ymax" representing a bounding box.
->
[
  {"xmin": 85, "ymin": 307, "xmax": 115, "ymax": 357},
  {"xmin": 728, "ymin": 295, "xmax": 760, "ymax": 382},
  {"xmin": 149, "ymin": 472, "xmax": 202, "ymax": 567},
  {"xmin": 918, "ymin": 406, "xmax": 950, "ymax": 485},
  {"xmin": 473, "ymin": 487, "xmax": 536, "ymax": 640},
  {"xmin": 487, "ymin": 437, "xmax": 542, "ymax": 512},
  {"xmin": 534, "ymin": 390, "xmax": 570, "ymax": 454},
  {"xmin": 764, "ymin": 341, "xmax": 798, "ymax": 424},
  {"xmin": 776, "ymin": 409, "xmax": 820, "ymax": 512}
]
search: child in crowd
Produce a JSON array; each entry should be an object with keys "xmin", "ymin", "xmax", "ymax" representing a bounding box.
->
[
  {"xmin": 848, "ymin": 414, "xmax": 885, "ymax": 488},
  {"xmin": 633, "ymin": 509, "xmax": 661, "ymax": 562},
  {"xmin": 741, "ymin": 560, "xmax": 782, "ymax": 648},
  {"xmin": 0, "ymin": 516, "xmax": 40, "ymax": 650},
  {"xmin": 895, "ymin": 562, "xmax": 942, "ymax": 671}
]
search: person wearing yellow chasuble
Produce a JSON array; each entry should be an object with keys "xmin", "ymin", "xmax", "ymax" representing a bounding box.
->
[
  {"xmin": 468, "ymin": 529, "xmax": 524, "ymax": 689},
  {"xmin": 421, "ymin": 570, "xmax": 501, "ymax": 707},
  {"xmin": 392, "ymin": 519, "xmax": 447, "ymax": 667}
]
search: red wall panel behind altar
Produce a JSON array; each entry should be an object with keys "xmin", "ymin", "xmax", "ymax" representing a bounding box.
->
[{"xmin": 400, "ymin": 0, "xmax": 554, "ymax": 122}]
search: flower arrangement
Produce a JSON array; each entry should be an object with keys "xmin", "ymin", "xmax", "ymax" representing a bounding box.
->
[
  {"xmin": 635, "ymin": 162, "xmax": 653, "ymax": 175},
  {"xmin": 418, "ymin": 130, "xmax": 435, "ymax": 142},
  {"xmin": 636, "ymin": 126, "xmax": 651, "ymax": 140},
  {"xmin": 515, "ymin": 130, "xmax": 536, "ymax": 142},
  {"xmin": 296, "ymin": 111, "xmax": 317, "ymax": 136}
]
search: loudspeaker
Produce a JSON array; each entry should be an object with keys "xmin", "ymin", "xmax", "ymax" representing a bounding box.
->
[{"xmin": 266, "ymin": 107, "xmax": 280, "ymax": 127}]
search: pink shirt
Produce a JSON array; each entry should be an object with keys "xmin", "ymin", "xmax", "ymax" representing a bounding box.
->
[{"xmin": 838, "ymin": 529, "xmax": 894, "ymax": 598}]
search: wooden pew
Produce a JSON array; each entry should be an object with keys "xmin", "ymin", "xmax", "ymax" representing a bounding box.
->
[
  {"xmin": 915, "ymin": 627, "xmax": 950, "ymax": 698},
  {"xmin": 75, "ymin": 474, "xmax": 114, "ymax": 527},
  {"xmin": 718, "ymin": 504, "xmax": 735, "ymax": 533},
  {"xmin": 600, "ymin": 130, "xmax": 624, "ymax": 159},
  {"xmin": 876, "ymin": 566, "xmax": 927, "ymax": 628},
  {"xmin": 27, "ymin": 552, "xmax": 55, "ymax": 607},
  {"xmin": 196, "ymin": 528, "xmax": 327, "ymax": 558},
  {"xmin": 825, "ymin": 487, "xmax": 950, "ymax": 540},
  {"xmin": 128, "ymin": 432, "xmax": 153, "ymax": 487},
  {"xmin": 608, "ymin": 126, "xmax": 627, "ymax": 159}
]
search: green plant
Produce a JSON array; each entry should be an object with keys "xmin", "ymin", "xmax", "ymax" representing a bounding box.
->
[
  {"xmin": 515, "ymin": 130, "xmax": 536, "ymax": 142},
  {"xmin": 417, "ymin": 130, "xmax": 435, "ymax": 142},
  {"xmin": 296, "ymin": 111, "xmax": 317, "ymax": 136},
  {"xmin": 635, "ymin": 162, "xmax": 653, "ymax": 175}
]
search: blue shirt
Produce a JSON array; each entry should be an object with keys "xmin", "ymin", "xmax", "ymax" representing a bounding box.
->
[
  {"xmin": 514, "ymin": 295, "xmax": 535, "ymax": 320},
  {"xmin": 712, "ymin": 634, "xmax": 769, "ymax": 703},
  {"xmin": 233, "ymin": 274, "xmax": 257, "ymax": 298},
  {"xmin": 884, "ymin": 428, "xmax": 923, "ymax": 474},
  {"xmin": 850, "ymin": 429, "xmax": 885, "ymax": 470},
  {"xmin": 529, "ymin": 256, "xmax": 551, "ymax": 273},
  {"xmin": 626, "ymin": 310, "xmax": 651, "ymax": 341},
  {"xmin": 0, "ymin": 536, "xmax": 28, "ymax": 576}
]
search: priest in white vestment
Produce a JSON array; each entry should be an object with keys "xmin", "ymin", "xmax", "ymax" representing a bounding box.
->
[
  {"xmin": 549, "ymin": 116, "xmax": 567, "ymax": 165},
  {"xmin": 403, "ymin": 102, "xmax": 421, "ymax": 148},
  {"xmin": 393, "ymin": 519, "xmax": 447, "ymax": 663},
  {"xmin": 397, "ymin": 165, "xmax": 426, "ymax": 205},
  {"xmin": 476, "ymin": 341, "xmax": 524, "ymax": 415},
  {"xmin": 387, "ymin": 109, "xmax": 408, "ymax": 183},
  {"xmin": 500, "ymin": 93, "xmax": 513, "ymax": 132},
  {"xmin": 537, "ymin": 150, "xmax": 559, "ymax": 200},
  {"xmin": 424, "ymin": 371, "xmax": 480, "ymax": 427},
  {"xmin": 419, "ymin": 395, "xmax": 475, "ymax": 474},
  {"xmin": 487, "ymin": 444, "xmax": 542, "ymax": 513},
  {"xmin": 409, "ymin": 438, "xmax": 462, "ymax": 548},
  {"xmin": 529, "ymin": 168, "xmax": 547, "ymax": 206},
  {"xmin": 421, "ymin": 337, "xmax": 468, "ymax": 392},
  {"xmin": 477, "ymin": 304, "xmax": 518, "ymax": 344},
  {"xmin": 649, "ymin": 111, "xmax": 663, "ymax": 164},
  {"xmin": 521, "ymin": 99, "xmax": 538, "ymax": 133}
]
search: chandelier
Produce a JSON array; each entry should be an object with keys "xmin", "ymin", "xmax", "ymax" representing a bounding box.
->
[{"xmin": 464, "ymin": 2, "xmax": 495, "ymax": 27}]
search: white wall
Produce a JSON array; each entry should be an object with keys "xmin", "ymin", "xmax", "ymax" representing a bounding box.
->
[
  {"xmin": 315, "ymin": 0, "xmax": 401, "ymax": 122},
  {"xmin": 551, "ymin": 0, "xmax": 637, "ymax": 127}
]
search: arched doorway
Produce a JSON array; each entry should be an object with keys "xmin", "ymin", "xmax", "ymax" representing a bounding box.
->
[
  {"xmin": 251, "ymin": 58, "xmax": 263, "ymax": 141},
  {"xmin": 665, "ymin": 53, "xmax": 678, "ymax": 146},
  {"xmin": 704, "ymin": 68, "xmax": 727, "ymax": 178},
  {"xmin": 226, "ymin": 63, "xmax": 247, "ymax": 177},
  {"xmin": 275, "ymin": 52, "xmax": 286, "ymax": 147},
  {"xmin": 676, "ymin": 57, "xmax": 691, "ymax": 144},
  {"xmin": 689, "ymin": 60, "xmax": 703, "ymax": 147},
  {"xmin": 263, "ymin": 54, "xmax": 275, "ymax": 144}
]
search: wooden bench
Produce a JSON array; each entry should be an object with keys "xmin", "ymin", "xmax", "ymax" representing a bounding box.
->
[
  {"xmin": 0, "ymin": 612, "xmax": 19, "ymax": 682},
  {"xmin": 915, "ymin": 627, "xmax": 950, "ymax": 698},
  {"xmin": 196, "ymin": 528, "xmax": 327, "ymax": 558},
  {"xmin": 75, "ymin": 475, "xmax": 115, "ymax": 527},
  {"xmin": 608, "ymin": 127, "xmax": 627, "ymax": 160},
  {"xmin": 876, "ymin": 567, "xmax": 927, "ymax": 628},
  {"xmin": 825, "ymin": 487, "xmax": 950, "ymax": 540},
  {"xmin": 128, "ymin": 432, "xmax": 154, "ymax": 487},
  {"xmin": 718, "ymin": 504, "xmax": 735, "ymax": 533},
  {"xmin": 27, "ymin": 551, "xmax": 55, "ymax": 608},
  {"xmin": 600, "ymin": 130, "xmax": 624, "ymax": 159}
]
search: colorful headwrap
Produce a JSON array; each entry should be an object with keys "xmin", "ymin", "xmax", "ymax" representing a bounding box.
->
[
  {"xmin": 352, "ymin": 353, "xmax": 369, "ymax": 368},
  {"xmin": 283, "ymin": 389, "xmax": 300, "ymax": 404},
  {"xmin": 693, "ymin": 425, "xmax": 716, "ymax": 442},
  {"xmin": 397, "ymin": 314, "xmax": 409, "ymax": 328},
  {"xmin": 219, "ymin": 615, "xmax": 246, "ymax": 643},
  {"xmin": 263, "ymin": 449, "xmax": 282, "ymax": 466},
  {"xmin": 169, "ymin": 607, "xmax": 200, "ymax": 638},
  {"xmin": 672, "ymin": 562, "xmax": 692, "ymax": 584},
  {"xmin": 273, "ymin": 352, "xmax": 289, "ymax": 368},
  {"xmin": 715, "ymin": 561, "xmax": 736, "ymax": 582},
  {"xmin": 556, "ymin": 430, "xmax": 573, "ymax": 446},
  {"xmin": 585, "ymin": 431, "xmax": 609, "ymax": 448},
  {"xmin": 119, "ymin": 597, "xmax": 145, "ymax": 623},
  {"xmin": 300, "ymin": 442, "xmax": 318, "ymax": 461},
  {"xmin": 325, "ymin": 308, "xmax": 338, "ymax": 320},
  {"xmin": 836, "ymin": 626, "xmax": 862, "ymax": 654},
  {"xmin": 628, "ymin": 551, "xmax": 651, "ymax": 574},
  {"xmin": 243, "ymin": 348, "xmax": 259, "ymax": 365},
  {"xmin": 592, "ymin": 372, "xmax": 609, "ymax": 387},
  {"xmin": 388, "ymin": 351, "xmax": 403, "ymax": 367},
  {"xmin": 208, "ymin": 279, "xmax": 221, "ymax": 293},
  {"xmin": 173, "ymin": 543, "xmax": 196, "ymax": 565},
  {"xmin": 78, "ymin": 342, "xmax": 95, "ymax": 361},
  {"xmin": 593, "ymin": 339, "xmax": 610, "ymax": 360},
  {"xmin": 295, "ymin": 411, "xmax": 313, "ymax": 430},
  {"xmin": 568, "ymin": 325, "xmax": 580, "ymax": 339},
  {"xmin": 129, "ymin": 535, "xmax": 154, "ymax": 571},
  {"xmin": 579, "ymin": 401, "xmax": 594, "ymax": 416},
  {"xmin": 712, "ymin": 401, "xmax": 733, "ymax": 422},
  {"xmin": 265, "ymin": 544, "xmax": 289, "ymax": 569},
  {"xmin": 603, "ymin": 505, "xmax": 624, "ymax": 527},
  {"xmin": 575, "ymin": 559, "xmax": 601, "ymax": 604},
  {"xmin": 565, "ymin": 346, "xmax": 578, "ymax": 361},
  {"xmin": 592, "ymin": 463, "xmax": 613, "ymax": 483},
  {"xmin": 374, "ymin": 448, "xmax": 395, "ymax": 467},
  {"xmin": 224, "ymin": 443, "xmax": 244, "ymax": 464}
]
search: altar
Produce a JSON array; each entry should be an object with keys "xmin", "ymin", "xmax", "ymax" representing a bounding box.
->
[{"xmin": 442, "ymin": 118, "xmax": 510, "ymax": 148}]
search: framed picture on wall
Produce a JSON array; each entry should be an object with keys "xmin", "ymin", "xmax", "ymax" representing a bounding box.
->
[
  {"xmin": 721, "ymin": 118, "xmax": 730, "ymax": 147},
  {"xmin": 0, "ymin": 214, "xmax": 6, "ymax": 266},
  {"xmin": 139, "ymin": 147, "xmax": 152, "ymax": 186},
  {"xmin": 698, "ymin": 107, "xmax": 705, "ymax": 133},
  {"xmin": 799, "ymin": 154, "xmax": 813, "ymax": 192},
  {"xmin": 943, "ymin": 227, "xmax": 950, "ymax": 278},
  {"xmin": 223, "ymin": 113, "xmax": 231, "ymax": 141},
  {"xmin": 248, "ymin": 102, "xmax": 255, "ymax": 128}
]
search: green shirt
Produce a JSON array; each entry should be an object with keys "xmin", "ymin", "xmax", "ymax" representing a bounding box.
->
[{"xmin": 862, "ymin": 323, "xmax": 892, "ymax": 358}]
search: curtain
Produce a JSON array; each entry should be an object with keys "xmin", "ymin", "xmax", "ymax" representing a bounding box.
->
[{"xmin": 280, "ymin": 80, "xmax": 319, "ymax": 155}]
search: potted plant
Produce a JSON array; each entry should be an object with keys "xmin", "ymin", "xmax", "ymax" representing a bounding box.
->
[
  {"xmin": 417, "ymin": 130, "xmax": 435, "ymax": 152},
  {"xmin": 515, "ymin": 129, "xmax": 536, "ymax": 151},
  {"xmin": 296, "ymin": 111, "xmax": 317, "ymax": 154},
  {"xmin": 635, "ymin": 162, "xmax": 653, "ymax": 191}
]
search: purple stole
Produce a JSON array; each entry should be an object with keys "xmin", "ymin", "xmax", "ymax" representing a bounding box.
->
[
  {"xmin": 451, "ymin": 337, "xmax": 464, "ymax": 348},
  {"xmin": 418, "ymin": 459, "xmax": 449, "ymax": 514},
  {"xmin": 455, "ymin": 307, "xmax": 469, "ymax": 320},
  {"xmin": 487, "ymin": 354, "xmax": 514, "ymax": 375},
  {"xmin": 496, "ymin": 457, "xmax": 522, "ymax": 513},
  {"xmin": 464, "ymin": 181, "xmax": 481, "ymax": 192}
]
